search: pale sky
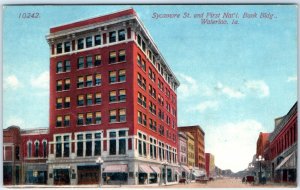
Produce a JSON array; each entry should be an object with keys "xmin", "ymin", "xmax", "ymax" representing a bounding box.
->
[{"xmin": 3, "ymin": 5, "xmax": 297, "ymax": 172}]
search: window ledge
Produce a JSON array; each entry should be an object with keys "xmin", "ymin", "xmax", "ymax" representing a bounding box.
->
[
  {"xmin": 109, "ymin": 121, "xmax": 127, "ymax": 124},
  {"xmin": 56, "ymin": 71, "xmax": 71, "ymax": 75},
  {"xmin": 109, "ymin": 100, "xmax": 126, "ymax": 104},
  {"xmin": 77, "ymin": 123, "xmax": 101, "ymax": 127},
  {"xmin": 109, "ymin": 81, "xmax": 126, "ymax": 85},
  {"xmin": 109, "ymin": 60, "xmax": 126, "ymax": 65}
]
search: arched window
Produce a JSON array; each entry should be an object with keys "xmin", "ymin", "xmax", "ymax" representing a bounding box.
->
[
  {"xmin": 27, "ymin": 142, "xmax": 32, "ymax": 158},
  {"xmin": 35, "ymin": 141, "xmax": 39, "ymax": 157},
  {"xmin": 56, "ymin": 62, "xmax": 63, "ymax": 73},
  {"xmin": 43, "ymin": 141, "xmax": 47, "ymax": 158}
]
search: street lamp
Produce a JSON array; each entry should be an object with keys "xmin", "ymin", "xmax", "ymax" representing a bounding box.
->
[
  {"xmin": 189, "ymin": 166, "xmax": 193, "ymax": 183},
  {"xmin": 163, "ymin": 161, "xmax": 168, "ymax": 185},
  {"xmin": 96, "ymin": 156, "xmax": 104, "ymax": 187},
  {"xmin": 256, "ymin": 155, "xmax": 265, "ymax": 184}
]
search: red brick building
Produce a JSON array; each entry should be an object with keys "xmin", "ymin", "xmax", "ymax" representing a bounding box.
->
[
  {"xmin": 178, "ymin": 125, "xmax": 205, "ymax": 177},
  {"xmin": 256, "ymin": 132, "xmax": 270, "ymax": 158},
  {"xmin": 205, "ymin": 153, "xmax": 215, "ymax": 178},
  {"xmin": 3, "ymin": 126, "xmax": 49, "ymax": 185},
  {"xmin": 268, "ymin": 102, "xmax": 297, "ymax": 183},
  {"xmin": 45, "ymin": 8, "xmax": 179, "ymax": 185}
]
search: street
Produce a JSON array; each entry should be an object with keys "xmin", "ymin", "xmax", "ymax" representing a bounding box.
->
[{"xmin": 5, "ymin": 178, "xmax": 297, "ymax": 188}]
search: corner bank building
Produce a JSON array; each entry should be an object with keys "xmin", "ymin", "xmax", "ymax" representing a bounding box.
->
[{"xmin": 46, "ymin": 8, "xmax": 180, "ymax": 185}]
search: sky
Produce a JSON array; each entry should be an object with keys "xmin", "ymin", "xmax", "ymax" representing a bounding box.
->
[{"xmin": 2, "ymin": 5, "xmax": 297, "ymax": 172}]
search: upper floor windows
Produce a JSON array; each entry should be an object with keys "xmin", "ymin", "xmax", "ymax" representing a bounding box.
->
[
  {"xmin": 56, "ymin": 60, "xmax": 71, "ymax": 73},
  {"xmin": 137, "ymin": 73, "xmax": 146, "ymax": 90},
  {"xmin": 77, "ymin": 111, "xmax": 102, "ymax": 126},
  {"xmin": 109, "ymin": 31, "xmax": 116, "ymax": 43},
  {"xmin": 95, "ymin": 35, "xmax": 101, "ymax": 46},
  {"xmin": 109, "ymin": 51, "xmax": 116, "ymax": 64},
  {"xmin": 86, "ymin": 36, "xmax": 93, "ymax": 48},
  {"xmin": 119, "ymin": 50, "xmax": 126, "ymax": 62},
  {"xmin": 77, "ymin": 38, "xmax": 84, "ymax": 50},
  {"xmin": 118, "ymin": 29, "xmax": 126, "ymax": 41},
  {"xmin": 64, "ymin": 41, "xmax": 71, "ymax": 52},
  {"xmin": 78, "ymin": 57, "xmax": 84, "ymax": 69},
  {"xmin": 137, "ymin": 92, "xmax": 146, "ymax": 108},
  {"xmin": 56, "ymin": 43, "xmax": 62, "ymax": 54},
  {"xmin": 109, "ymin": 69, "xmax": 126, "ymax": 84},
  {"xmin": 95, "ymin": 55, "xmax": 101, "ymax": 66},
  {"xmin": 109, "ymin": 108, "xmax": 126, "ymax": 123},
  {"xmin": 56, "ymin": 62, "xmax": 63, "ymax": 73},
  {"xmin": 77, "ymin": 74, "xmax": 102, "ymax": 89},
  {"xmin": 109, "ymin": 89, "xmax": 126, "ymax": 103}
]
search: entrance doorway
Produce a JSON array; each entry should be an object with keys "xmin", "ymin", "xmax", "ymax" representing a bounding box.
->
[{"xmin": 54, "ymin": 169, "xmax": 70, "ymax": 185}]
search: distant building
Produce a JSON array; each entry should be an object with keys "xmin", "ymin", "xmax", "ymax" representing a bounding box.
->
[
  {"xmin": 186, "ymin": 132, "xmax": 195, "ymax": 167},
  {"xmin": 256, "ymin": 132, "xmax": 270, "ymax": 158},
  {"xmin": 205, "ymin": 153, "xmax": 215, "ymax": 178},
  {"xmin": 178, "ymin": 132, "xmax": 190, "ymax": 179},
  {"xmin": 178, "ymin": 125, "xmax": 205, "ymax": 169},
  {"xmin": 268, "ymin": 102, "xmax": 297, "ymax": 183},
  {"xmin": 3, "ymin": 126, "xmax": 49, "ymax": 185}
]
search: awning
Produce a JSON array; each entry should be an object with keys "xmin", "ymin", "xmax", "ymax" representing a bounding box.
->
[
  {"xmin": 193, "ymin": 169, "xmax": 206, "ymax": 177},
  {"xmin": 151, "ymin": 166, "xmax": 161, "ymax": 174},
  {"xmin": 275, "ymin": 152, "xmax": 296, "ymax": 170},
  {"xmin": 139, "ymin": 165, "xmax": 154, "ymax": 173},
  {"xmin": 181, "ymin": 165, "xmax": 190, "ymax": 172},
  {"xmin": 53, "ymin": 165, "xmax": 71, "ymax": 169},
  {"xmin": 103, "ymin": 164, "xmax": 127, "ymax": 173}
]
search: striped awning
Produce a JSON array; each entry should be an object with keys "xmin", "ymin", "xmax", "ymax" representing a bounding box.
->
[
  {"xmin": 103, "ymin": 164, "xmax": 127, "ymax": 173},
  {"xmin": 193, "ymin": 169, "xmax": 206, "ymax": 177},
  {"xmin": 181, "ymin": 165, "xmax": 190, "ymax": 172},
  {"xmin": 139, "ymin": 165, "xmax": 154, "ymax": 173},
  {"xmin": 150, "ymin": 166, "xmax": 161, "ymax": 174},
  {"xmin": 275, "ymin": 152, "xmax": 296, "ymax": 170}
]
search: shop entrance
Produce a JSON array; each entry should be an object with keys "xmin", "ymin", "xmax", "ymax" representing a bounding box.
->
[
  {"xmin": 77, "ymin": 165, "xmax": 100, "ymax": 184},
  {"xmin": 54, "ymin": 169, "xmax": 70, "ymax": 185}
]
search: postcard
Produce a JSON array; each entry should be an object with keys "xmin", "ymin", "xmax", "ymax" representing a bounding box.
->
[{"xmin": 2, "ymin": 4, "xmax": 298, "ymax": 188}]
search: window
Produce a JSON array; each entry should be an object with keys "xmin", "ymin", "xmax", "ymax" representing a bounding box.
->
[
  {"xmin": 138, "ymin": 92, "xmax": 143, "ymax": 105},
  {"xmin": 57, "ymin": 43, "xmax": 62, "ymax": 54},
  {"xmin": 77, "ymin": 38, "xmax": 84, "ymax": 50},
  {"xmin": 119, "ymin": 50, "xmax": 126, "ymax": 62},
  {"xmin": 77, "ymin": 114, "xmax": 84, "ymax": 125},
  {"xmin": 109, "ymin": 31, "xmax": 116, "ymax": 43},
  {"xmin": 27, "ymin": 142, "xmax": 32, "ymax": 158},
  {"xmin": 35, "ymin": 141, "xmax": 39, "ymax": 157},
  {"xmin": 109, "ymin": 51, "xmax": 116, "ymax": 64},
  {"xmin": 138, "ymin": 111, "xmax": 142, "ymax": 124},
  {"xmin": 65, "ymin": 60, "xmax": 71, "ymax": 72},
  {"xmin": 56, "ymin": 98, "xmax": 62, "ymax": 109},
  {"xmin": 63, "ymin": 136, "xmax": 70, "ymax": 157},
  {"xmin": 118, "ymin": 29, "xmax": 125, "ymax": 41},
  {"xmin": 141, "ymin": 60, "xmax": 146, "ymax": 71},
  {"xmin": 15, "ymin": 146, "xmax": 20, "ymax": 160},
  {"xmin": 138, "ymin": 135, "xmax": 142, "ymax": 155},
  {"xmin": 77, "ymin": 76, "xmax": 84, "ymax": 88},
  {"xmin": 86, "ymin": 94, "xmax": 93, "ymax": 105},
  {"xmin": 95, "ymin": 55, "xmax": 101, "ymax": 66},
  {"xmin": 109, "ymin": 132, "xmax": 116, "ymax": 155},
  {"xmin": 119, "ymin": 138, "xmax": 126, "ymax": 155},
  {"xmin": 86, "ymin": 113, "xmax": 93, "ymax": 125},
  {"xmin": 64, "ymin": 79, "xmax": 70, "ymax": 90},
  {"xmin": 64, "ymin": 41, "xmax": 70, "ymax": 52},
  {"xmin": 137, "ymin": 54, "xmax": 141, "ymax": 66},
  {"xmin": 57, "ymin": 62, "xmax": 63, "ymax": 73},
  {"xmin": 142, "ymin": 40, "xmax": 146, "ymax": 51},
  {"xmin": 86, "ymin": 56, "xmax": 93, "ymax": 67},
  {"xmin": 109, "ymin": 71, "xmax": 117, "ymax": 83},
  {"xmin": 119, "ymin": 109, "xmax": 126, "ymax": 122},
  {"xmin": 56, "ymin": 80, "xmax": 62, "ymax": 91},
  {"xmin": 64, "ymin": 115, "xmax": 70, "ymax": 126},
  {"xmin": 77, "ymin": 57, "xmax": 84, "ymax": 69},
  {"xmin": 95, "ymin": 35, "xmax": 101, "ymax": 46},
  {"xmin": 109, "ymin": 91, "xmax": 117, "ymax": 102},
  {"xmin": 56, "ymin": 116, "xmax": 62, "ymax": 127},
  {"xmin": 95, "ymin": 93, "xmax": 102, "ymax": 104},
  {"xmin": 86, "ymin": 75, "xmax": 93, "ymax": 87},
  {"xmin": 95, "ymin": 112, "xmax": 101, "ymax": 124},
  {"xmin": 95, "ymin": 74, "xmax": 101, "ymax": 86},
  {"xmin": 64, "ymin": 97, "xmax": 70, "ymax": 108},
  {"xmin": 142, "ymin": 113, "xmax": 147, "ymax": 126},
  {"xmin": 86, "ymin": 134, "xmax": 92, "ymax": 156},
  {"xmin": 95, "ymin": 133, "xmax": 101, "ymax": 156},
  {"xmin": 77, "ymin": 95, "xmax": 84, "ymax": 106},
  {"xmin": 77, "ymin": 134, "xmax": 83, "ymax": 157},
  {"xmin": 109, "ymin": 110, "xmax": 117, "ymax": 123},
  {"xmin": 43, "ymin": 141, "xmax": 47, "ymax": 158},
  {"xmin": 137, "ymin": 35, "xmax": 141, "ymax": 46},
  {"xmin": 143, "ymin": 135, "xmax": 147, "ymax": 156},
  {"xmin": 119, "ymin": 89, "xmax": 126, "ymax": 101},
  {"xmin": 86, "ymin": 36, "xmax": 93, "ymax": 48},
  {"xmin": 119, "ymin": 70, "xmax": 126, "ymax": 82},
  {"xmin": 56, "ymin": 136, "xmax": 62, "ymax": 157}
]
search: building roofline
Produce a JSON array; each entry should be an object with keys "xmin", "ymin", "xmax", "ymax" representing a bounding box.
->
[
  {"xmin": 49, "ymin": 7, "xmax": 135, "ymax": 33},
  {"xmin": 178, "ymin": 125, "xmax": 205, "ymax": 135}
]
